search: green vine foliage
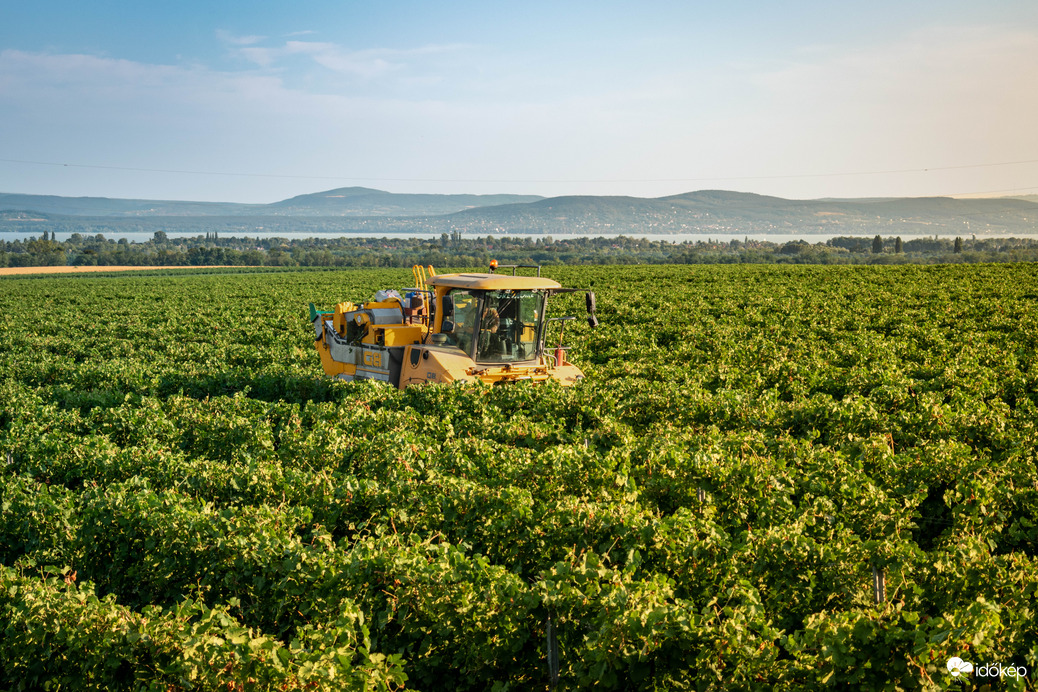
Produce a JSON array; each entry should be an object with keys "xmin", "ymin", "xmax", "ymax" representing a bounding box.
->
[{"xmin": 1, "ymin": 263, "xmax": 1037, "ymax": 690}]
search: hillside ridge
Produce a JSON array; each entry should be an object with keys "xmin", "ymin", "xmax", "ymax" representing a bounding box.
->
[{"xmin": 2, "ymin": 188, "xmax": 1037, "ymax": 235}]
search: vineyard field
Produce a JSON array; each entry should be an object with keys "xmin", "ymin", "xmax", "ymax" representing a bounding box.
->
[{"xmin": 1, "ymin": 263, "xmax": 1036, "ymax": 690}]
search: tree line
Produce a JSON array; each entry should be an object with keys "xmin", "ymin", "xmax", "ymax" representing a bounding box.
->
[{"xmin": 2, "ymin": 231, "xmax": 1038, "ymax": 269}]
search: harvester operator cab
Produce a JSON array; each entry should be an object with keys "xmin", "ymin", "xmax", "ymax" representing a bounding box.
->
[
  {"xmin": 439, "ymin": 287, "xmax": 545, "ymax": 363},
  {"xmin": 478, "ymin": 289, "xmax": 543, "ymax": 362}
]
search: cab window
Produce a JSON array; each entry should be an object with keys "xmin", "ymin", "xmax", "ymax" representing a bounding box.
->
[
  {"xmin": 475, "ymin": 290, "xmax": 544, "ymax": 363},
  {"xmin": 444, "ymin": 289, "xmax": 478, "ymax": 355}
]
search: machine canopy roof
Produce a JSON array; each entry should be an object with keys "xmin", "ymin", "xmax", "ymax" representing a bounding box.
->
[{"xmin": 428, "ymin": 273, "xmax": 562, "ymax": 291}]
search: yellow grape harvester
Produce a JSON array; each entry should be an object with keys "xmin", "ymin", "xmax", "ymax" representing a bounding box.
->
[{"xmin": 309, "ymin": 262, "xmax": 599, "ymax": 388}]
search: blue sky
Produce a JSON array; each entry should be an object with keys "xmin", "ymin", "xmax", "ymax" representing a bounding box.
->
[{"xmin": 2, "ymin": 0, "xmax": 1037, "ymax": 202}]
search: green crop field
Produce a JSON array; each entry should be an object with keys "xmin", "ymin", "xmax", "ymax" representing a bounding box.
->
[{"xmin": 1, "ymin": 263, "xmax": 1036, "ymax": 690}]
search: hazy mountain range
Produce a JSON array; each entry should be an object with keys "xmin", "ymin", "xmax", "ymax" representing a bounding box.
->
[{"xmin": 2, "ymin": 187, "xmax": 1037, "ymax": 236}]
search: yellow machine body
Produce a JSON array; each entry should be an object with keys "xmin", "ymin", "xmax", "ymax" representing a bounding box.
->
[{"xmin": 311, "ymin": 265, "xmax": 592, "ymax": 388}]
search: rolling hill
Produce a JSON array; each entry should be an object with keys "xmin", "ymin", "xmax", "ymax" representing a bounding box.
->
[
  {"xmin": 1, "ymin": 188, "xmax": 1036, "ymax": 236},
  {"xmin": 268, "ymin": 187, "xmax": 543, "ymax": 216},
  {"xmin": 0, "ymin": 187, "xmax": 543, "ymax": 218}
]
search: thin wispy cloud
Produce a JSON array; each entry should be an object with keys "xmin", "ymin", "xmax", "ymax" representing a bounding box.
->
[
  {"xmin": 215, "ymin": 30, "xmax": 266, "ymax": 46},
  {"xmin": 218, "ymin": 31, "xmax": 467, "ymax": 80},
  {"xmin": 0, "ymin": 49, "xmax": 202, "ymax": 98}
]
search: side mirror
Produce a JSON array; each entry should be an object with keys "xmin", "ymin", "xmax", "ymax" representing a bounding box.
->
[
  {"xmin": 442, "ymin": 320, "xmax": 456, "ymax": 334},
  {"xmin": 586, "ymin": 292, "xmax": 598, "ymax": 328}
]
